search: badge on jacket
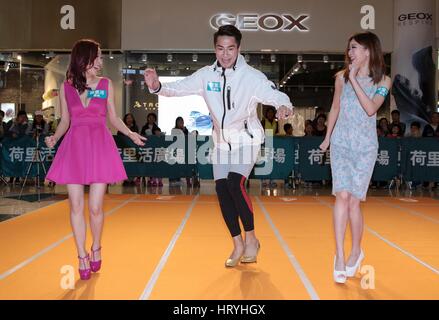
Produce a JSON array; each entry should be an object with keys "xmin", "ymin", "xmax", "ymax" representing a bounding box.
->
[{"xmin": 207, "ymin": 82, "xmax": 221, "ymax": 92}]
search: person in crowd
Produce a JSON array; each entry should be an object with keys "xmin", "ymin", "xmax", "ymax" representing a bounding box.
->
[
  {"xmin": 119, "ymin": 113, "xmax": 141, "ymax": 186},
  {"xmin": 5, "ymin": 110, "xmax": 29, "ymax": 183},
  {"xmin": 261, "ymin": 106, "xmax": 279, "ymax": 135},
  {"xmin": 282, "ymin": 123, "xmax": 294, "ymax": 187},
  {"xmin": 150, "ymin": 127, "xmax": 164, "ymax": 187},
  {"xmin": 283, "ymin": 123, "xmax": 293, "ymax": 136},
  {"xmin": 407, "ymin": 121, "xmax": 422, "ymax": 138},
  {"xmin": 0, "ymin": 110, "xmax": 7, "ymax": 141},
  {"xmin": 314, "ymin": 113, "xmax": 327, "ymax": 136},
  {"xmin": 48, "ymin": 113, "xmax": 60, "ymax": 135},
  {"xmin": 140, "ymin": 112, "xmax": 159, "ymax": 186},
  {"xmin": 378, "ymin": 117, "xmax": 389, "ymax": 137},
  {"xmin": 422, "ymin": 112, "xmax": 439, "ymax": 137},
  {"xmin": 118, "ymin": 113, "xmax": 139, "ymax": 136},
  {"xmin": 312, "ymin": 107, "xmax": 326, "ymax": 128},
  {"xmin": 376, "ymin": 125, "xmax": 385, "ymax": 137},
  {"xmin": 140, "ymin": 112, "xmax": 159, "ymax": 136},
  {"xmin": 170, "ymin": 117, "xmax": 190, "ymax": 187},
  {"xmin": 387, "ymin": 123, "xmax": 402, "ymax": 138},
  {"xmin": 261, "ymin": 107, "xmax": 279, "ymax": 187},
  {"xmin": 304, "ymin": 121, "xmax": 315, "ymax": 136},
  {"xmin": 44, "ymin": 39, "xmax": 145, "ymax": 281},
  {"xmin": 26, "ymin": 110, "xmax": 49, "ymax": 137},
  {"xmin": 389, "ymin": 109, "xmax": 406, "ymax": 136},
  {"xmin": 8, "ymin": 110, "xmax": 29, "ymax": 138},
  {"xmin": 171, "ymin": 116, "xmax": 189, "ymax": 136},
  {"xmin": 319, "ymin": 32, "xmax": 391, "ymax": 284}
]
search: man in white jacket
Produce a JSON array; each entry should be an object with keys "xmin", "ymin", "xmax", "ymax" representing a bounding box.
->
[{"xmin": 144, "ymin": 25, "xmax": 293, "ymax": 267}]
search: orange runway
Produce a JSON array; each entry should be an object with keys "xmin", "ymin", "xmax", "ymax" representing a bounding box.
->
[{"xmin": 1, "ymin": 195, "xmax": 438, "ymax": 300}]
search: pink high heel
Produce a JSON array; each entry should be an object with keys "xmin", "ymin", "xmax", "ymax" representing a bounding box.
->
[
  {"xmin": 90, "ymin": 246, "xmax": 102, "ymax": 273},
  {"xmin": 78, "ymin": 254, "xmax": 91, "ymax": 280}
]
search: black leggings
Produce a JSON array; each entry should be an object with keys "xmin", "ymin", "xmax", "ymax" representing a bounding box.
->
[{"xmin": 215, "ymin": 172, "xmax": 254, "ymax": 237}]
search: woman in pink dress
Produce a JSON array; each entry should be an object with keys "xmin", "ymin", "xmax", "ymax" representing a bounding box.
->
[{"xmin": 45, "ymin": 39, "xmax": 145, "ymax": 280}]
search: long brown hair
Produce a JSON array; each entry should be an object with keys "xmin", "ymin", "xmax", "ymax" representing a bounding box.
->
[
  {"xmin": 342, "ymin": 32, "xmax": 386, "ymax": 85},
  {"xmin": 66, "ymin": 39, "xmax": 100, "ymax": 94}
]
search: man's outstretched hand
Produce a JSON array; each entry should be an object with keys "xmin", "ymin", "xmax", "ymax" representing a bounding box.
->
[{"xmin": 144, "ymin": 68, "xmax": 160, "ymax": 92}]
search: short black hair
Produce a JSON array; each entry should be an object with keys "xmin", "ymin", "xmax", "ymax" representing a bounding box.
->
[
  {"xmin": 17, "ymin": 110, "xmax": 27, "ymax": 117},
  {"xmin": 264, "ymin": 106, "xmax": 276, "ymax": 117},
  {"xmin": 284, "ymin": 123, "xmax": 293, "ymax": 131},
  {"xmin": 147, "ymin": 113, "xmax": 157, "ymax": 121},
  {"xmin": 214, "ymin": 25, "xmax": 242, "ymax": 47},
  {"xmin": 391, "ymin": 110, "xmax": 400, "ymax": 115},
  {"xmin": 0, "ymin": 110, "xmax": 4, "ymax": 117},
  {"xmin": 411, "ymin": 121, "xmax": 421, "ymax": 129}
]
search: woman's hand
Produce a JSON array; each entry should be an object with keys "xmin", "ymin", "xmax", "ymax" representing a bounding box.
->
[
  {"xmin": 319, "ymin": 138, "xmax": 330, "ymax": 152},
  {"xmin": 128, "ymin": 132, "xmax": 147, "ymax": 146},
  {"xmin": 276, "ymin": 106, "xmax": 293, "ymax": 120},
  {"xmin": 348, "ymin": 63, "xmax": 360, "ymax": 81},
  {"xmin": 45, "ymin": 135, "xmax": 58, "ymax": 148}
]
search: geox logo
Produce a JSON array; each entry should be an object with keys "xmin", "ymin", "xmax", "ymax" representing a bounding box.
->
[
  {"xmin": 210, "ymin": 13, "xmax": 309, "ymax": 32},
  {"xmin": 398, "ymin": 12, "xmax": 433, "ymax": 26},
  {"xmin": 398, "ymin": 12, "xmax": 433, "ymax": 21}
]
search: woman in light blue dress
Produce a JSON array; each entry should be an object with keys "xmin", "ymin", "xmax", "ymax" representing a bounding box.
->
[{"xmin": 320, "ymin": 32, "xmax": 391, "ymax": 284}]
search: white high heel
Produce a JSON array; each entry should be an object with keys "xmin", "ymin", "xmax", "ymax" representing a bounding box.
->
[
  {"xmin": 346, "ymin": 250, "xmax": 364, "ymax": 278},
  {"xmin": 333, "ymin": 256, "xmax": 347, "ymax": 284}
]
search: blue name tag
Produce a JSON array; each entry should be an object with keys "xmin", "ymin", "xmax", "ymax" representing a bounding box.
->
[
  {"xmin": 87, "ymin": 89, "xmax": 107, "ymax": 99},
  {"xmin": 207, "ymin": 82, "xmax": 221, "ymax": 92}
]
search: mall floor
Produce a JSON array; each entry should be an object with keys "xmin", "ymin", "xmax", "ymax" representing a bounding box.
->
[{"xmin": 1, "ymin": 178, "xmax": 439, "ymax": 300}]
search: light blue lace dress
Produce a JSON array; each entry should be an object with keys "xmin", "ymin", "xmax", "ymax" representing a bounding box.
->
[{"xmin": 330, "ymin": 76, "xmax": 378, "ymax": 201}]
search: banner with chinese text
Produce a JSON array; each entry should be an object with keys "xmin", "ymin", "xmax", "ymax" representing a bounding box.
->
[{"xmin": 401, "ymin": 138, "xmax": 439, "ymax": 182}]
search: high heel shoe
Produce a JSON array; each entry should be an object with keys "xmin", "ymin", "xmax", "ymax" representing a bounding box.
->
[
  {"xmin": 225, "ymin": 246, "xmax": 245, "ymax": 268},
  {"xmin": 333, "ymin": 256, "xmax": 347, "ymax": 284},
  {"xmin": 241, "ymin": 241, "xmax": 261, "ymax": 264},
  {"xmin": 78, "ymin": 254, "xmax": 91, "ymax": 280},
  {"xmin": 225, "ymin": 256, "xmax": 242, "ymax": 268},
  {"xmin": 346, "ymin": 250, "xmax": 364, "ymax": 278},
  {"xmin": 90, "ymin": 246, "xmax": 102, "ymax": 273}
]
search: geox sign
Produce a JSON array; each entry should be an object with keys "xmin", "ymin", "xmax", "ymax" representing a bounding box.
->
[
  {"xmin": 397, "ymin": 12, "xmax": 433, "ymax": 26},
  {"xmin": 210, "ymin": 13, "xmax": 309, "ymax": 32}
]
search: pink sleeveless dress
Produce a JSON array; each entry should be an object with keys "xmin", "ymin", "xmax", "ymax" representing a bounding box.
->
[{"xmin": 46, "ymin": 77, "xmax": 127, "ymax": 185}]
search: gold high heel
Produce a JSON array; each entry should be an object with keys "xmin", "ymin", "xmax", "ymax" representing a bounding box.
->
[
  {"xmin": 241, "ymin": 241, "xmax": 261, "ymax": 263},
  {"xmin": 225, "ymin": 256, "xmax": 242, "ymax": 268}
]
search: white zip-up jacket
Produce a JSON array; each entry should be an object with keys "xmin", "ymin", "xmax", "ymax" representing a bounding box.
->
[{"xmin": 153, "ymin": 54, "xmax": 293, "ymax": 150}]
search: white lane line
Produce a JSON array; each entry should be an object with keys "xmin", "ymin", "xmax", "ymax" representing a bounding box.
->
[
  {"xmin": 372, "ymin": 197, "xmax": 439, "ymax": 224},
  {"xmin": 0, "ymin": 196, "xmax": 137, "ymax": 280},
  {"xmin": 139, "ymin": 195, "xmax": 199, "ymax": 300},
  {"xmin": 255, "ymin": 196, "xmax": 320, "ymax": 300},
  {"xmin": 315, "ymin": 197, "xmax": 439, "ymax": 276}
]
